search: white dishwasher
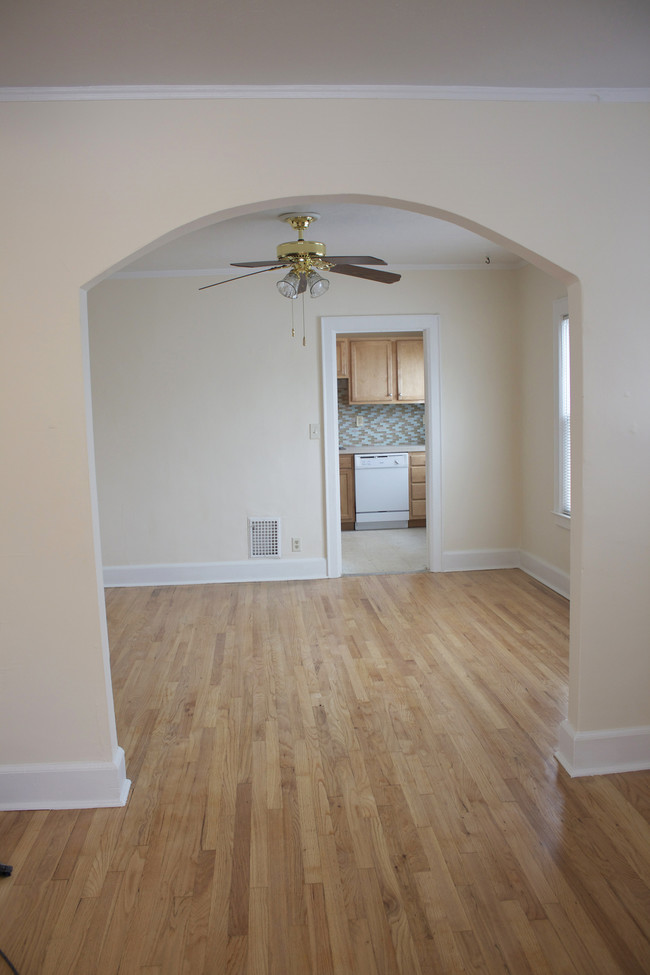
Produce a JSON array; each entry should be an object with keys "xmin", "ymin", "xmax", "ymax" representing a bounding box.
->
[{"xmin": 354, "ymin": 453, "xmax": 409, "ymax": 530}]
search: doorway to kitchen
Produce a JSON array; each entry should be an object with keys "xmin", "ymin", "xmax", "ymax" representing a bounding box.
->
[{"xmin": 321, "ymin": 315, "xmax": 442, "ymax": 578}]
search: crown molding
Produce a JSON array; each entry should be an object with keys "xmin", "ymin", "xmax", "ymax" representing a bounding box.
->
[{"xmin": 1, "ymin": 84, "xmax": 649, "ymax": 103}]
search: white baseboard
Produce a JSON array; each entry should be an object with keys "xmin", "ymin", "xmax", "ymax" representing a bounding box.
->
[
  {"xmin": 104, "ymin": 557, "xmax": 327, "ymax": 588},
  {"xmin": 519, "ymin": 550, "xmax": 570, "ymax": 599},
  {"xmin": 0, "ymin": 747, "xmax": 131, "ymax": 810},
  {"xmin": 441, "ymin": 548, "xmax": 569, "ymax": 598},
  {"xmin": 556, "ymin": 720, "xmax": 650, "ymax": 776},
  {"xmin": 442, "ymin": 548, "xmax": 520, "ymax": 572},
  {"xmin": 103, "ymin": 551, "xmax": 568, "ymax": 595}
]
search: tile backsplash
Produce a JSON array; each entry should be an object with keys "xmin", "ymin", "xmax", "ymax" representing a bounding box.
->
[{"xmin": 338, "ymin": 379, "xmax": 425, "ymax": 446}]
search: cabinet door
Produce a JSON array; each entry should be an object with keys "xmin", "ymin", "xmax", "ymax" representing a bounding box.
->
[
  {"xmin": 396, "ymin": 339, "xmax": 425, "ymax": 402},
  {"xmin": 339, "ymin": 469, "xmax": 355, "ymax": 524},
  {"xmin": 336, "ymin": 339, "xmax": 349, "ymax": 378},
  {"xmin": 349, "ymin": 340, "xmax": 394, "ymax": 403}
]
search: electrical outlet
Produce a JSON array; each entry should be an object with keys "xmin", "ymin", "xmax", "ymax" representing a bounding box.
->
[
  {"xmin": 356, "ymin": 415, "xmax": 365, "ymax": 427},
  {"xmin": 291, "ymin": 537, "xmax": 302, "ymax": 553}
]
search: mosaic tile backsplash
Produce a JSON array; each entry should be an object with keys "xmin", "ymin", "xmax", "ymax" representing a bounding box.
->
[{"xmin": 337, "ymin": 379, "xmax": 426, "ymax": 447}]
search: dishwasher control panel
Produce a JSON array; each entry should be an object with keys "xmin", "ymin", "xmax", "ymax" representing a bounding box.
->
[{"xmin": 355, "ymin": 453, "xmax": 408, "ymax": 469}]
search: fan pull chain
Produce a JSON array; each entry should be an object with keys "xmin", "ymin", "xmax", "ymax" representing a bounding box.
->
[{"xmin": 289, "ymin": 293, "xmax": 306, "ymax": 346}]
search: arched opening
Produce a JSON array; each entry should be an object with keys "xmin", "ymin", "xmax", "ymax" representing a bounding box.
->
[{"xmin": 83, "ymin": 192, "xmax": 578, "ymax": 772}]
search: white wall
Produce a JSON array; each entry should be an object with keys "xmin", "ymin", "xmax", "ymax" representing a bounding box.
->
[
  {"xmin": 1, "ymin": 96, "xmax": 648, "ymax": 804},
  {"xmin": 519, "ymin": 264, "xmax": 571, "ymax": 580},
  {"xmin": 89, "ymin": 268, "xmax": 522, "ymax": 571},
  {"xmin": 436, "ymin": 269, "xmax": 521, "ymax": 554},
  {"xmin": 89, "ymin": 275, "xmax": 325, "ymax": 568}
]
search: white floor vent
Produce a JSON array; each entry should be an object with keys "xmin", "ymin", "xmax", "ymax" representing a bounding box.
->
[{"xmin": 248, "ymin": 518, "xmax": 281, "ymax": 559}]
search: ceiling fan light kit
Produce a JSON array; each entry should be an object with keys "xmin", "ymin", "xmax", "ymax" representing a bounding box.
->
[
  {"xmin": 200, "ymin": 212, "xmax": 401, "ymax": 297},
  {"xmin": 277, "ymin": 269, "xmax": 302, "ymax": 298},
  {"xmin": 306, "ymin": 270, "xmax": 329, "ymax": 297}
]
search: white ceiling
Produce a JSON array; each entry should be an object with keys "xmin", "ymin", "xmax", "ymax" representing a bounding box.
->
[
  {"xmin": 118, "ymin": 203, "xmax": 525, "ymax": 276},
  {"xmin": 2, "ymin": 0, "xmax": 650, "ymax": 89}
]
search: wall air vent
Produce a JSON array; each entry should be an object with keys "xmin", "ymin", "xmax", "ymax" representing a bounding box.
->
[{"xmin": 248, "ymin": 518, "xmax": 281, "ymax": 559}]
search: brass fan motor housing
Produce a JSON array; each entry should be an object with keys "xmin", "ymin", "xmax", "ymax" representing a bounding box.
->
[
  {"xmin": 276, "ymin": 238, "xmax": 331, "ymax": 272},
  {"xmin": 276, "ymin": 214, "xmax": 332, "ymax": 271}
]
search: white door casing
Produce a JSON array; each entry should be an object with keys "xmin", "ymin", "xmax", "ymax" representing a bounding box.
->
[{"xmin": 321, "ymin": 314, "xmax": 442, "ymax": 578}]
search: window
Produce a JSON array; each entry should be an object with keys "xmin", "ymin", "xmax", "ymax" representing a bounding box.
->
[{"xmin": 555, "ymin": 298, "xmax": 571, "ymax": 518}]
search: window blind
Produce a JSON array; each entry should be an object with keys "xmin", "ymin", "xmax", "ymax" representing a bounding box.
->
[{"xmin": 559, "ymin": 314, "xmax": 571, "ymax": 516}]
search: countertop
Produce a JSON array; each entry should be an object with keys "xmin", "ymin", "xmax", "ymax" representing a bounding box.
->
[{"xmin": 338, "ymin": 444, "xmax": 425, "ymax": 454}]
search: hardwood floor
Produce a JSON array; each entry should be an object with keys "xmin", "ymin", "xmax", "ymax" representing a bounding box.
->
[{"xmin": 1, "ymin": 569, "xmax": 649, "ymax": 974}]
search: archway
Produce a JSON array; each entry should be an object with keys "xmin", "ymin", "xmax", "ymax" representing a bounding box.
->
[{"xmin": 83, "ymin": 192, "xmax": 578, "ymax": 780}]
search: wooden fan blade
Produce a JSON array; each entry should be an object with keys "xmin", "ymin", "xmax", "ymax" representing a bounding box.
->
[
  {"xmin": 231, "ymin": 260, "xmax": 287, "ymax": 268},
  {"xmin": 199, "ymin": 266, "xmax": 281, "ymax": 290},
  {"xmin": 329, "ymin": 264, "xmax": 401, "ymax": 284},
  {"xmin": 297, "ymin": 274, "xmax": 307, "ymax": 295},
  {"xmin": 324, "ymin": 256, "xmax": 387, "ymax": 265}
]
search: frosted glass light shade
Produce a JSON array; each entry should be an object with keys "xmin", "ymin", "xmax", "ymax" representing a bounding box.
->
[
  {"xmin": 277, "ymin": 270, "xmax": 300, "ymax": 298},
  {"xmin": 307, "ymin": 271, "xmax": 329, "ymax": 297}
]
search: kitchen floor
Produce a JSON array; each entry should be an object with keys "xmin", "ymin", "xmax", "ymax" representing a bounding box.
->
[{"xmin": 341, "ymin": 527, "xmax": 427, "ymax": 575}]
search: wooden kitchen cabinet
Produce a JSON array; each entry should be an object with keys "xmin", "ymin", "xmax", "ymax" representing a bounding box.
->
[
  {"xmin": 396, "ymin": 339, "xmax": 425, "ymax": 402},
  {"xmin": 348, "ymin": 337, "xmax": 424, "ymax": 404},
  {"xmin": 349, "ymin": 339, "xmax": 393, "ymax": 403},
  {"xmin": 336, "ymin": 339, "xmax": 349, "ymax": 378},
  {"xmin": 339, "ymin": 453, "xmax": 356, "ymax": 529},
  {"xmin": 409, "ymin": 451, "xmax": 426, "ymax": 526}
]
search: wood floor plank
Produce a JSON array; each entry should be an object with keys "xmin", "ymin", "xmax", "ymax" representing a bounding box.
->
[
  {"xmin": 247, "ymin": 886, "xmax": 269, "ymax": 975},
  {"xmin": 51, "ymin": 897, "xmax": 97, "ymax": 973},
  {"xmin": 266, "ymin": 808, "xmax": 292, "ymax": 974},
  {"xmin": 390, "ymin": 853, "xmax": 446, "ymax": 972},
  {"xmin": 250, "ymin": 738, "xmax": 269, "ymax": 889},
  {"xmin": 179, "ymin": 848, "xmax": 217, "ymax": 975},
  {"xmin": 203, "ymin": 809, "xmax": 236, "ymax": 973},
  {"xmin": 328, "ymin": 797, "xmax": 366, "ymax": 923},
  {"xmin": 1, "ymin": 570, "xmax": 649, "ymax": 974},
  {"xmin": 332, "ymin": 754, "xmax": 377, "ymax": 870},
  {"xmin": 366, "ymin": 814, "xmax": 425, "ymax": 975},
  {"xmin": 304, "ymin": 882, "xmax": 336, "ymax": 975},
  {"xmin": 357, "ymin": 865, "xmax": 402, "ymax": 975},
  {"xmin": 95, "ymin": 847, "xmax": 147, "ymax": 975},
  {"xmin": 294, "ymin": 739, "xmax": 323, "ymax": 885},
  {"xmin": 229, "ymin": 782, "xmax": 253, "ymax": 938},
  {"xmin": 37, "ymin": 852, "xmax": 100, "ymax": 968},
  {"xmin": 12, "ymin": 809, "xmax": 79, "ymax": 887}
]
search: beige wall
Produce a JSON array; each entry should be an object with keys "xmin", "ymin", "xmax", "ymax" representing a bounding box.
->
[
  {"xmin": 1, "ymin": 96, "xmax": 648, "ymax": 784},
  {"xmin": 89, "ymin": 268, "xmax": 522, "ymax": 566}
]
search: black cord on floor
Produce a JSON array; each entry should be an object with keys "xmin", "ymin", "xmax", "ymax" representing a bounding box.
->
[
  {"xmin": 0, "ymin": 863, "xmax": 20, "ymax": 973},
  {"xmin": 0, "ymin": 947, "xmax": 20, "ymax": 975}
]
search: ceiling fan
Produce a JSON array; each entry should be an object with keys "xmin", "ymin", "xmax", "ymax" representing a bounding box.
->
[{"xmin": 199, "ymin": 213, "xmax": 401, "ymax": 298}]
